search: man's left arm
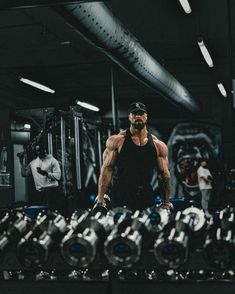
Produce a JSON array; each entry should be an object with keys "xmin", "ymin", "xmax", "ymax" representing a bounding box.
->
[
  {"xmin": 47, "ymin": 158, "xmax": 61, "ymax": 181},
  {"xmin": 154, "ymin": 139, "xmax": 171, "ymax": 208}
]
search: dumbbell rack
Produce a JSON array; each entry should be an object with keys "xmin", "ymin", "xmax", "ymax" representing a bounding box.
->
[
  {"xmin": 0, "ymin": 250, "xmax": 235, "ymax": 294},
  {"xmin": 1, "ymin": 206, "xmax": 235, "ymax": 294}
]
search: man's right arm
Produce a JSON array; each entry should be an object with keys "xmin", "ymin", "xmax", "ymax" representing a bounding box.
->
[
  {"xmin": 198, "ymin": 168, "xmax": 210, "ymax": 183},
  {"xmin": 96, "ymin": 136, "xmax": 120, "ymax": 204},
  {"xmin": 19, "ymin": 155, "xmax": 31, "ymax": 177}
]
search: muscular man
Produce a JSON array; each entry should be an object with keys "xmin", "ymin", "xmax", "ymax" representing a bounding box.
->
[
  {"xmin": 20, "ymin": 142, "xmax": 61, "ymax": 209},
  {"xmin": 96, "ymin": 102, "xmax": 171, "ymax": 211}
]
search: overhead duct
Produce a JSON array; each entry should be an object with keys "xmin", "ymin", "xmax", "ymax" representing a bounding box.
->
[
  {"xmin": 0, "ymin": 1, "xmax": 107, "ymax": 10},
  {"xmin": 55, "ymin": 2, "xmax": 199, "ymax": 112}
]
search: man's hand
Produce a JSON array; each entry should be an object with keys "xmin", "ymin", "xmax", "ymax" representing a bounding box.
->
[
  {"xmin": 92, "ymin": 194, "xmax": 111, "ymax": 215},
  {"xmin": 160, "ymin": 202, "xmax": 174, "ymax": 212},
  {"xmin": 207, "ymin": 175, "xmax": 213, "ymax": 182},
  {"xmin": 37, "ymin": 167, "xmax": 48, "ymax": 176},
  {"xmin": 17, "ymin": 152, "xmax": 25, "ymax": 164}
]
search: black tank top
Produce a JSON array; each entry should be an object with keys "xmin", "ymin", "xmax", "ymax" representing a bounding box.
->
[{"xmin": 111, "ymin": 129, "xmax": 158, "ymax": 210}]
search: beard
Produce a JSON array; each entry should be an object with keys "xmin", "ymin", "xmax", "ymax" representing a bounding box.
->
[
  {"xmin": 37, "ymin": 150, "xmax": 46, "ymax": 159},
  {"xmin": 131, "ymin": 121, "xmax": 146, "ymax": 130}
]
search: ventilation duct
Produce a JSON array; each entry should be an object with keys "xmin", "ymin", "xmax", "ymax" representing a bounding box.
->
[{"xmin": 55, "ymin": 2, "xmax": 199, "ymax": 112}]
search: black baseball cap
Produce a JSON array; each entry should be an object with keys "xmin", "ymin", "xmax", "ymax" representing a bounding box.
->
[{"xmin": 129, "ymin": 102, "xmax": 147, "ymax": 114}]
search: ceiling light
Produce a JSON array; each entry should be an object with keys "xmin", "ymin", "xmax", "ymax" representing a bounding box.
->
[
  {"xmin": 197, "ymin": 38, "xmax": 214, "ymax": 68},
  {"xmin": 217, "ymin": 82, "xmax": 227, "ymax": 97},
  {"xmin": 76, "ymin": 100, "xmax": 100, "ymax": 112},
  {"xmin": 178, "ymin": 0, "xmax": 192, "ymax": 14},
  {"xmin": 19, "ymin": 77, "xmax": 55, "ymax": 93},
  {"xmin": 23, "ymin": 124, "xmax": 31, "ymax": 130}
]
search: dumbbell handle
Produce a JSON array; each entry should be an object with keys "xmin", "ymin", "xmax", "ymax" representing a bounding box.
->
[
  {"xmin": 92, "ymin": 202, "xmax": 108, "ymax": 215},
  {"xmin": 160, "ymin": 202, "xmax": 174, "ymax": 211}
]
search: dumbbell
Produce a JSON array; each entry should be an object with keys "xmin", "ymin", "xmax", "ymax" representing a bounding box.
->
[
  {"xmin": 17, "ymin": 211, "xmax": 67, "ymax": 268},
  {"xmin": 142, "ymin": 206, "xmax": 171, "ymax": 234},
  {"xmin": 203, "ymin": 207, "xmax": 235, "ymax": 269},
  {"xmin": 0, "ymin": 210, "xmax": 11, "ymax": 232},
  {"xmin": 153, "ymin": 215, "xmax": 189, "ymax": 269},
  {"xmin": 0, "ymin": 211, "xmax": 29, "ymax": 263},
  {"xmin": 104, "ymin": 210, "xmax": 150, "ymax": 267},
  {"xmin": 154, "ymin": 205, "xmax": 207, "ymax": 269},
  {"xmin": 60, "ymin": 210, "xmax": 90, "ymax": 267},
  {"xmin": 107, "ymin": 207, "xmax": 132, "ymax": 224},
  {"xmin": 61, "ymin": 210, "xmax": 114, "ymax": 267},
  {"xmin": 181, "ymin": 206, "xmax": 207, "ymax": 233},
  {"xmin": 159, "ymin": 202, "xmax": 174, "ymax": 213},
  {"xmin": 92, "ymin": 194, "xmax": 111, "ymax": 215}
]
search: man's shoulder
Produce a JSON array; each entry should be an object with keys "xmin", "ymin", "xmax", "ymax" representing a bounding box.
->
[
  {"xmin": 107, "ymin": 132, "xmax": 125, "ymax": 148},
  {"xmin": 29, "ymin": 157, "xmax": 37, "ymax": 165},
  {"xmin": 45, "ymin": 154, "xmax": 58, "ymax": 161},
  {"xmin": 151, "ymin": 134, "xmax": 165, "ymax": 145},
  {"xmin": 197, "ymin": 166, "xmax": 204, "ymax": 173},
  {"xmin": 151, "ymin": 135, "xmax": 168, "ymax": 154},
  {"xmin": 108, "ymin": 133, "xmax": 125, "ymax": 141}
]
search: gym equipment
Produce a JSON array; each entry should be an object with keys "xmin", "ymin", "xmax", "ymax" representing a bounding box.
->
[
  {"xmin": 104, "ymin": 210, "xmax": 150, "ymax": 267},
  {"xmin": 61, "ymin": 210, "xmax": 113, "ymax": 267},
  {"xmin": 203, "ymin": 207, "xmax": 235, "ymax": 269},
  {"xmin": 142, "ymin": 205, "xmax": 171, "ymax": 234},
  {"xmin": 17, "ymin": 211, "xmax": 67, "ymax": 268},
  {"xmin": 92, "ymin": 194, "xmax": 111, "ymax": 215},
  {"xmin": 0, "ymin": 212, "xmax": 29, "ymax": 263},
  {"xmin": 60, "ymin": 210, "xmax": 90, "ymax": 267},
  {"xmin": 154, "ymin": 206, "xmax": 206, "ymax": 269}
]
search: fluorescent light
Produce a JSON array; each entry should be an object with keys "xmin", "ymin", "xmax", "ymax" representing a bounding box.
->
[
  {"xmin": 178, "ymin": 0, "xmax": 192, "ymax": 14},
  {"xmin": 197, "ymin": 39, "xmax": 214, "ymax": 68},
  {"xmin": 19, "ymin": 77, "xmax": 55, "ymax": 93},
  {"xmin": 76, "ymin": 100, "xmax": 100, "ymax": 112},
  {"xmin": 217, "ymin": 82, "xmax": 227, "ymax": 97},
  {"xmin": 24, "ymin": 123, "xmax": 31, "ymax": 130}
]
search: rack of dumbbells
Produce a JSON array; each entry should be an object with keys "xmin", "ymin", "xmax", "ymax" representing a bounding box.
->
[{"xmin": 0, "ymin": 202, "xmax": 235, "ymax": 294}]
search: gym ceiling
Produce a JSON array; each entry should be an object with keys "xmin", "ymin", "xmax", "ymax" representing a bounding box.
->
[{"xmin": 0, "ymin": 0, "xmax": 234, "ymax": 125}]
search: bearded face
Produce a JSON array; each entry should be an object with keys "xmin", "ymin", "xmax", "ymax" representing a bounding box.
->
[
  {"xmin": 129, "ymin": 111, "xmax": 147, "ymax": 130},
  {"xmin": 35, "ymin": 144, "xmax": 46, "ymax": 159},
  {"xmin": 132, "ymin": 120, "xmax": 146, "ymax": 130}
]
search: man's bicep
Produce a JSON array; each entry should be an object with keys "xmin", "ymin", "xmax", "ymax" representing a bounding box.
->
[{"xmin": 102, "ymin": 146, "xmax": 118, "ymax": 169}]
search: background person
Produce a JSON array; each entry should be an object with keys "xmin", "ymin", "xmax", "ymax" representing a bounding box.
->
[
  {"xmin": 197, "ymin": 159, "xmax": 213, "ymax": 217},
  {"xmin": 19, "ymin": 142, "xmax": 61, "ymax": 210}
]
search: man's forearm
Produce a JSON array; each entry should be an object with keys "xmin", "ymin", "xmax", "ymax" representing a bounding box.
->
[
  {"xmin": 158, "ymin": 175, "xmax": 171, "ymax": 203},
  {"xmin": 20, "ymin": 163, "xmax": 28, "ymax": 177},
  {"xmin": 97, "ymin": 166, "xmax": 113, "ymax": 202}
]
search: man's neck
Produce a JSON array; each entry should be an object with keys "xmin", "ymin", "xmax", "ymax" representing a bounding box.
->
[
  {"xmin": 129, "ymin": 126, "xmax": 147, "ymax": 136},
  {"xmin": 38, "ymin": 154, "xmax": 47, "ymax": 159}
]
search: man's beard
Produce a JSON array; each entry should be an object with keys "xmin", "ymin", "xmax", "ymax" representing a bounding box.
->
[
  {"xmin": 131, "ymin": 121, "xmax": 146, "ymax": 130},
  {"xmin": 37, "ymin": 151, "xmax": 46, "ymax": 159}
]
